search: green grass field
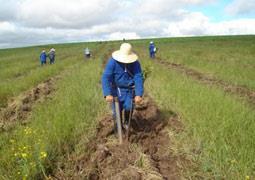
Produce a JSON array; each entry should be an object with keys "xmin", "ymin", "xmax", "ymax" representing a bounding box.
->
[
  {"xmin": 0, "ymin": 36, "xmax": 254, "ymax": 179},
  {"xmin": 0, "ymin": 42, "xmax": 103, "ymax": 107},
  {"xmin": 155, "ymin": 35, "xmax": 255, "ymax": 90}
]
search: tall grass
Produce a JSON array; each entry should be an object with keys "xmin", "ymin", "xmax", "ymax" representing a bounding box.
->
[
  {"xmin": 143, "ymin": 58, "xmax": 255, "ymax": 179},
  {"xmin": 0, "ymin": 43, "xmax": 102, "ymax": 107},
  {"xmin": 0, "ymin": 57, "xmax": 107, "ymax": 179},
  {"xmin": 155, "ymin": 35, "xmax": 255, "ymax": 90},
  {"xmin": 1, "ymin": 37, "xmax": 254, "ymax": 179}
]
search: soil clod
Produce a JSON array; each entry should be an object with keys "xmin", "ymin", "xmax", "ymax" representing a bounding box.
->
[
  {"xmin": 0, "ymin": 76, "xmax": 59, "ymax": 132},
  {"xmin": 53, "ymin": 96, "xmax": 187, "ymax": 179}
]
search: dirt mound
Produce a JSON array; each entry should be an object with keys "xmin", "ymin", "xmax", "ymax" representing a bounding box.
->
[
  {"xmin": 157, "ymin": 58, "xmax": 255, "ymax": 106},
  {"xmin": 53, "ymin": 96, "xmax": 186, "ymax": 180},
  {"xmin": 0, "ymin": 77, "xmax": 59, "ymax": 132}
]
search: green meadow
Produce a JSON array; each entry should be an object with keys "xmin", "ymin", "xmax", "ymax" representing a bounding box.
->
[
  {"xmin": 0, "ymin": 36, "xmax": 254, "ymax": 179},
  {"xmin": 155, "ymin": 35, "xmax": 255, "ymax": 90}
]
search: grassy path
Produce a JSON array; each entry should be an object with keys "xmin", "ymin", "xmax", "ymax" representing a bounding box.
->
[
  {"xmin": 156, "ymin": 58, "xmax": 255, "ymax": 107},
  {"xmin": 0, "ymin": 43, "xmax": 110, "ymax": 179}
]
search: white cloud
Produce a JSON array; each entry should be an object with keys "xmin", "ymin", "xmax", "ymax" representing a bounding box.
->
[
  {"xmin": 209, "ymin": 19, "xmax": 255, "ymax": 35},
  {"xmin": 17, "ymin": 0, "xmax": 120, "ymax": 28},
  {"xmin": 105, "ymin": 32, "xmax": 140, "ymax": 40},
  {"xmin": 0, "ymin": 0, "xmax": 254, "ymax": 48},
  {"xmin": 0, "ymin": 0, "xmax": 18, "ymax": 21},
  {"xmin": 225, "ymin": 0, "xmax": 255, "ymax": 15},
  {"xmin": 163, "ymin": 12, "xmax": 209, "ymax": 36},
  {"xmin": 0, "ymin": 21, "xmax": 16, "ymax": 33},
  {"xmin": 163, "ymin": 13, "xmax": 255, "ymax": 36},
  {"xmin": 134, "ymin": 0, "xmax": 215, "ymax": 20}
]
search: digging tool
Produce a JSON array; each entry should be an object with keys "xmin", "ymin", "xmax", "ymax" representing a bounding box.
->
[
  {"xmin": 114, "ymin": 97, "xmax": 123, "ymax": 144},
  {"xmin": 126, "ymin": 102, "xmax": 133, "ymax": 141},
  {"xmin": 126, "ymin": 90, "xmax": 135, "ymax": 141}
]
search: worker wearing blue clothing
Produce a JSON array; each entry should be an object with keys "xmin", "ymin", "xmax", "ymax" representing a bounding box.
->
[
  {"xmin": 102, "ymin": 43, "xmax": 144, "ymax": 131},
  {"xmin": 149, "ymin": 41, "xmax": 156, "ymax": 59},
  {"xmin": 48, "ymin": 48, "xmax": 56, "ymax": 64},
  {"xmin": 40, "ymin": 50, "xmax": 47, "ymax": 66}
]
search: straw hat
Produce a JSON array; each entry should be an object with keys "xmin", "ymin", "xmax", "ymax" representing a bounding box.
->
[
  {"xmin": 112, "ymin": 43, "xmax": 138, "ymax": 64},
  {"xmin": 50, "ymin": 48, "xmax": 55, "ymax": 52},
  {"xmin": 150, "ymin": 41, "xmax": 154, "ymax": 44}
]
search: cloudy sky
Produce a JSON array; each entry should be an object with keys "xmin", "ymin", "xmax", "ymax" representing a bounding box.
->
[{"xmin": 0, "ymin": 0, "xmax": 254, "ymax": 48}]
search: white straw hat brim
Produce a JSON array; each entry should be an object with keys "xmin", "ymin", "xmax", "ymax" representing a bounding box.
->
[{"xmin": 112, "ymin": 50, "xmax": 138, "ymax": 64}]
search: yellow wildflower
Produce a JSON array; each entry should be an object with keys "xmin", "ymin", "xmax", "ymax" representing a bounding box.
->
[
  {"xmin": 245, "ymin": 176, "xmax": 250, "ymax": 180},
  {"xmin": 24, "ymin": 127, "xmax": 32, "ymax": 135},
  {"xmin": 21, "ymin": 153, "xmax": 27, "ymax": 158},
  {"xmin": 40, "ymin": 151, "xmax": 47, "ymax": 159}
]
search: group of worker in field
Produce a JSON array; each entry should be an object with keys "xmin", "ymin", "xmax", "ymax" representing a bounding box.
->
[
  {"xmin": 39, "ymin": 48, "xmax": 56, "ymax": 66},
  {"xmin": 39, "ymin": 41, "xmax": 156, "ymax": 66},
  {"xmin": 40, "ymin": 47, "xmax": 92, "ymax": 65},
  {"xmin": 84, "ymin": 41, "xmax": 156, "ymax": 61},
  {"xmin": 101, "ymin": 41, "xmax": 157, "ymax": 141},
  {"xmin": 39, "ymin": 41, "xmax": 156, "ymax": 141}
]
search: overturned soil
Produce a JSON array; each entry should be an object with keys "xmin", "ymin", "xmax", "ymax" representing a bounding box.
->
[
  {"xmin": 157, "ymin": 58, "xmax": 255, "ymax": 106},
  {"xmin": 0, "ymin": 76, "xmax": 59, "ymax": 132},
  {"xmin": 52, "ymin": 96, "xmax": 188, "ymax": 180}
]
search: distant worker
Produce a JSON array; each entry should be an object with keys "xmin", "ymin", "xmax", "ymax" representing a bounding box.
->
[
  {"xmin": 149, "ymin": 41, "xmax": 157, "ymax": 59},
  {"xmin": 40, "ymin": 50, "xmax": 47, "ymax": 66},
  {"xmin": 48, "ymin": 48, "xmax": 56, "ymax": 64},
  {"xmin": 102, "ymin": 43, "xmax": 144, "ymax": 133},
  {"xmin": 84, "ymin": 47, "xmax": 91, "ymax": 59}
]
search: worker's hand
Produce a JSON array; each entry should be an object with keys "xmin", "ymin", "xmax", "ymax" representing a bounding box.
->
[
  {"xmin": 134, "ymin": 96, "xmax": 142, "ymax": 104},
  {"xmin": 105, "ymin": 95, "xmax": 114, "ymax": 103}
]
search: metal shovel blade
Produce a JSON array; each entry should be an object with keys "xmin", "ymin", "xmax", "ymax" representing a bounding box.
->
[{"xmin": 114, "ymin": 97, "xmax": 123, "ymax": 144}]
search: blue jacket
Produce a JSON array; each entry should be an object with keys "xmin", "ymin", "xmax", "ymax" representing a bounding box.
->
[
  {"xmin": 149, "ymin": 44, "xmax": 155, "ymax": 53},
  {"xmin": 40, "ymin": 52, "xmax": 47, "ymax": 61},
  {"xmin": 102, "ymin": 58, "xmax": 144, "ymax": 97},
  {"xmin": 49, "ymin": 51, "xmax": 55, "ymax": 59}
]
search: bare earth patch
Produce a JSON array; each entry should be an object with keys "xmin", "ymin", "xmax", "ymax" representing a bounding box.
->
[
  {"xmin": 52, "ymin": 96, "xmax": 189, "ymax": 180},
  {"xmin": 0, "ymin": 76, "xmax": 59, "ymax": 132}
]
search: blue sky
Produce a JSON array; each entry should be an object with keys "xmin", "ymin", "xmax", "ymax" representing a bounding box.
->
[
  {"xmin": 188, "ymin": 0, "xmax": 255, "ymax": 22},
  {"xmin": 0, "ymin": 0, "xmax": 254, "ymax": 48},
  {"xmin": 188, "ymin": 0, "xmax": 231, "ymax": 22}
]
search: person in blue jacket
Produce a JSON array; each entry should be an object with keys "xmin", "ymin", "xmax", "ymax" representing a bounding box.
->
[
  {"xmin": 48, "ymin": 48, "xmax": 56, "ymax": 64},
  {"xmin": 149, "ymin": 41, "xmax": 156, "ymax": 59},
  {"xmin": 40, "ymin": 50, "xmax": 47, "ymax": 66},
  {"xmin": 102, "ymin": 43, "xmax": 144, "ymax": 132}
]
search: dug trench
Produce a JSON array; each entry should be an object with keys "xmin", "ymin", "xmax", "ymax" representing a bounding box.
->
[
  {"xmin": 52, "ymin": 95, "xmax": 190, "ymax": 180},
  {"xmin": 0, "ymin": 43, "xmax": 108, "ymax": 133},
  {"xmin": 0, "ymin": 76, "xmax": 59, "ymax": 132},
  {"xmin": 156, "ymin": 58, "xmax": 255, "ymax": 106}
]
